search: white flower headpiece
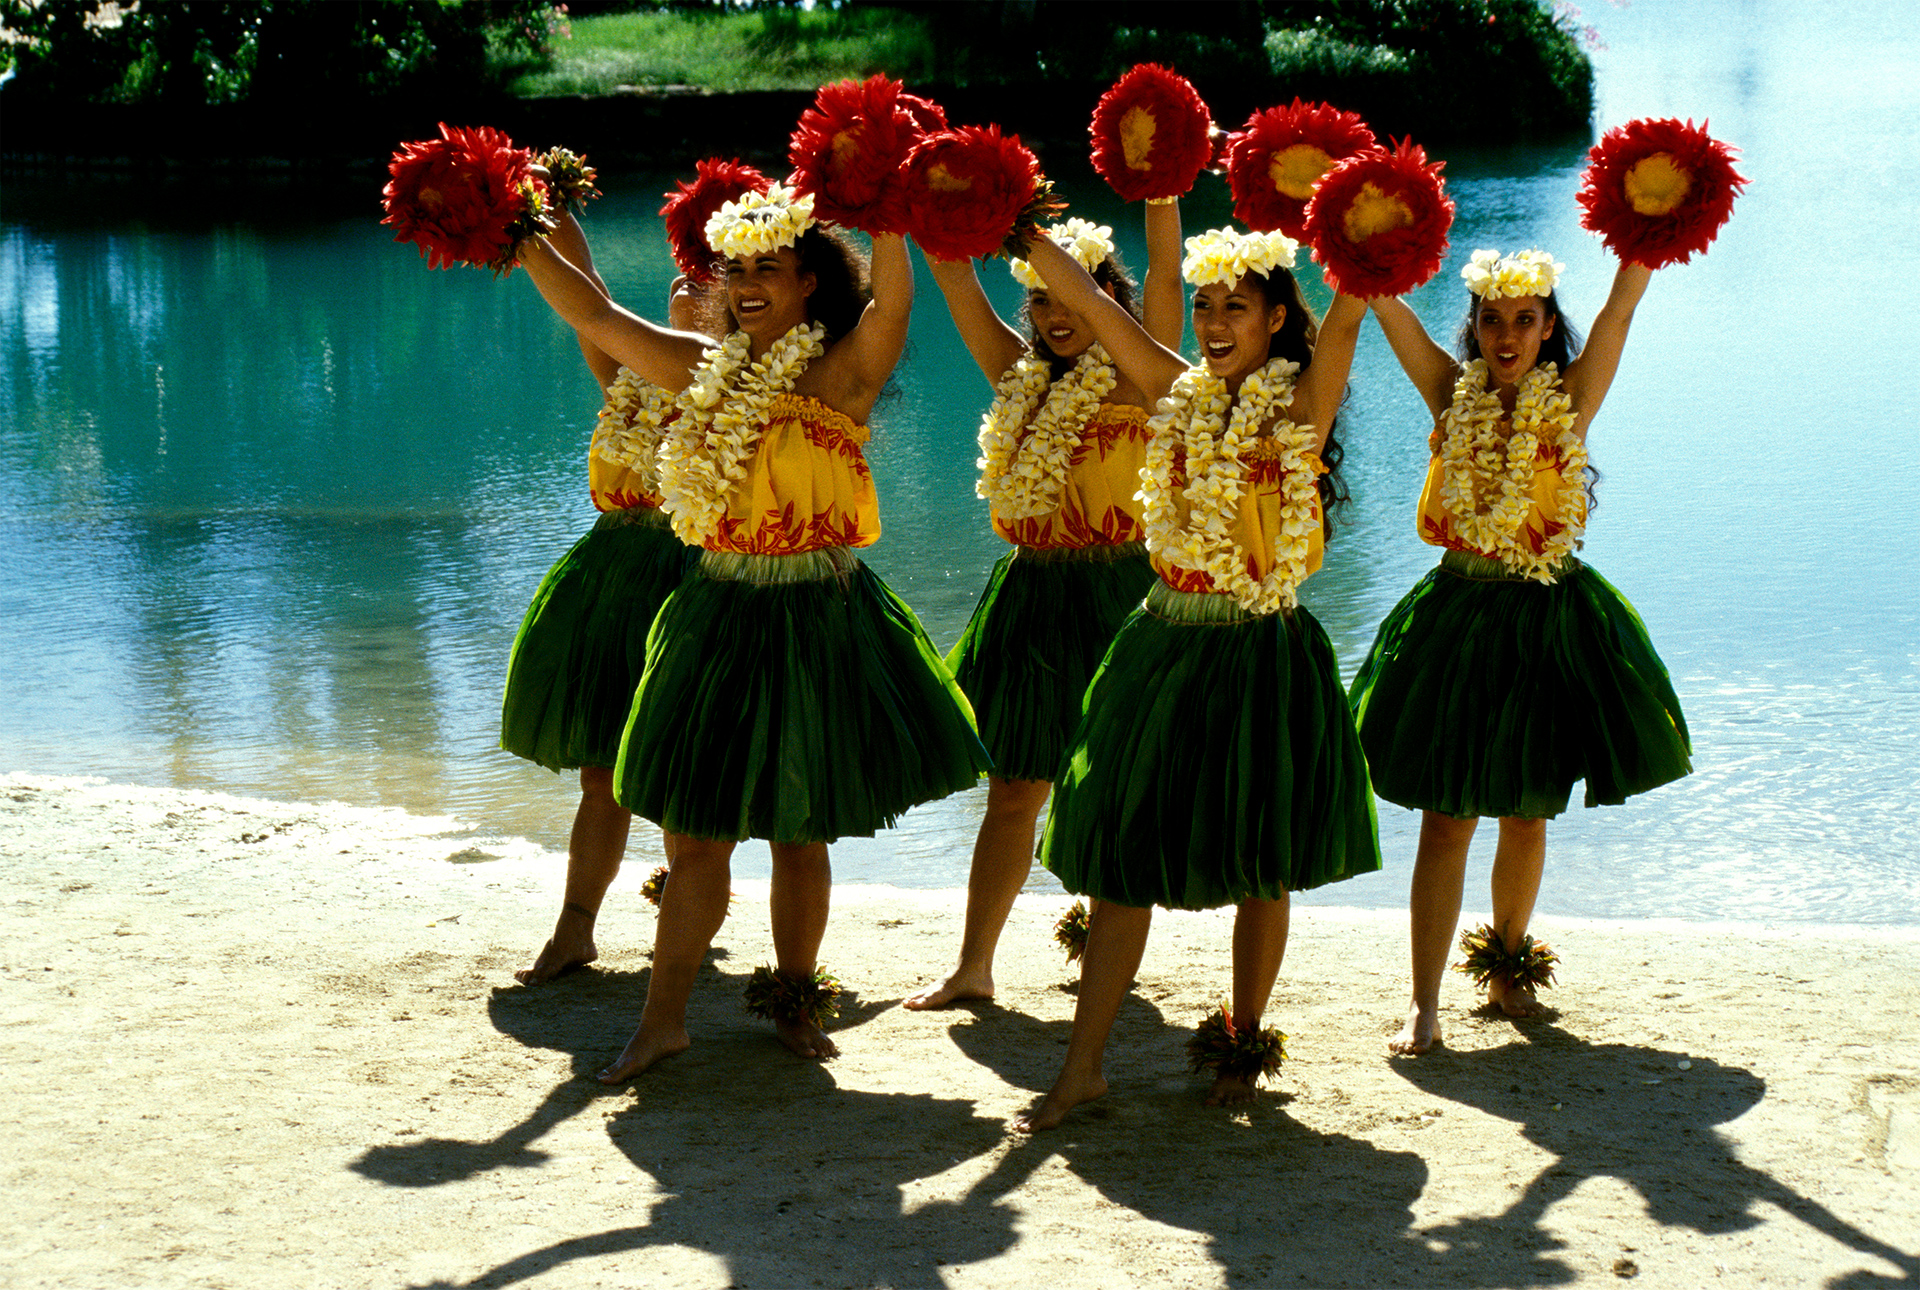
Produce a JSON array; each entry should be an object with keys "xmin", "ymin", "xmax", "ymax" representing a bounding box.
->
[
  {"xmin": 1181, "ymin": 226, "xmax": 1299, "ymax": 288},
  {"xmin": 705, "ymin": 183, "xmax": 818, "ymax": 260},
  {"xmin": 1008, "ymin": 218, "xmax": 1117, "ymax": 289},
  {"xmin": 1461, "ymin": 248, "xmax": 1565, "ymax": 300}
]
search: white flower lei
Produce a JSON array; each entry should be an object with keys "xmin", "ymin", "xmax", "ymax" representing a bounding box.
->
[
  {"xmin": 1461, "ymin": 247, "xmax": 1565, "ymax": 300},
  {"xmin": 704, "ymin": 183, "xmax": 816, "ymax": 260},
  {"xmin": 1138, "ymin": 358, "xmax": 1319, "ymax": 614},
  {"xmin": 975, "ymin": 344, "xmax": 1118, "ymax": 521},
  {"xmin": 593, "ymin": 367, "xmax": 680, "ymax": 498},
  {"xmin": 657, "ymin": 321, "xmax": 827, "ymax": 545},
  {"xmin": 1182, "ymin": 226, "xmax": 1299, "ymax": 288},
  {"xmin": 1007, "ymin": 218, "xmax": 1116, "ymax": 289},
  {"xmin": 1437, "ymin": 359, "xmax": 1587, "ymax": 583}
]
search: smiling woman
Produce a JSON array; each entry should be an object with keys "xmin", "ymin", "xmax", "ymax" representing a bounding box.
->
[{"xmin": 512, "ymin": 183, "xmax": 989, "ymax": 1083}]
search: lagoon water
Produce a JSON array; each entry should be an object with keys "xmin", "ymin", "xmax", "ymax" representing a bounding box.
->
[{"xmin": 4, "ymin": 0, "xmax": 1917, "ymax": 925}]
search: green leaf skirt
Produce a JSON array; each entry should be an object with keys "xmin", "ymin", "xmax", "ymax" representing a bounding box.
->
[
  {"xmin": 946, "ymin": 543, "xmax": 1157, "ymax": 783},
  {"xmin": 499, "ymin": 507, "xmax": 697, "ymax": 773},
  {"xmin": 1349, "ymin": 551, "xmax": 1692, "ymax": 820},
  {"xmin": 1040, "ymin": 583, "xmax": 1383, "ymax": 910},
  {"xmin": 614, "ymin": 547, "xmax": 991, "ymax": 844}
]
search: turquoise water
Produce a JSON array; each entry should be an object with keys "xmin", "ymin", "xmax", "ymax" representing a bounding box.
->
[{"xmin": 3, "ymin": 0, "xmax": 1917, "ymax": 924}]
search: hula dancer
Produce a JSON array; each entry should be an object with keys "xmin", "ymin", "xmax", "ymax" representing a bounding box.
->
[
  {"xmin": 505, "ymin": 206, "xmax": 710, "ymax": 984},
  {"xmin": 516, "ymin": 185, "xmax": 988, "ymax": 1081},
  {"xmin": 1010, "ymin": 225, "xmax": 1381, "ymax": 1132},
  {"xmin": 902, "ymin": 208, "xmax": 1182, "ymax": 1010},
  {"xmin": 1356, "ymin": 248, "xmax": 1692, "ymax": 1054}
]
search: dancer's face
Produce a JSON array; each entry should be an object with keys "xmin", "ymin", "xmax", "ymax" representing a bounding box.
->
[
  {"xmin": 1473, "ymin": 294, "xmax": 1555, "ymax": 388},
  {"xmin": 725, "ymin": 247, "xmax": 815, "ymax": 339},
  {"xmin": 1028, "ymin": 281, "xmax": 1114, "ymax": 361},
  {"xmin": 1192, "ymin": 276, "xmax": 1285, "ymax": 387}
]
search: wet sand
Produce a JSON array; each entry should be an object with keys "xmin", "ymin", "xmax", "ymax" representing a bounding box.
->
[{"xmin": 3, "ymin": 771, "xmax": 1916, "ymax": 1288}]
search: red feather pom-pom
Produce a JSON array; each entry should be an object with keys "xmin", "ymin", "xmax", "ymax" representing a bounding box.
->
[
  {"xmin": 1577, "ymin": 117, "xmax": 1746, "ymax": 268},
  {"xmin": 381, "ymin": 122, "xmax": 552, "ymax": 276},
  {"xmin": 660, "ymin": 158, "xmax": 771, "ymax": 283},
  {"xmin": 1224, "ymin": 100, "xmax": 1378, "ymax": 239},
  {"xmin": 1088, "ymin": 63, "xmax": 1214, "ymax": 202},
  {"xmin": 789, "ymin": 74, "xmax": 946, "ymax": 235},
  {"xmin": 898, "ymin": 91, "xmax": 949, "ymax": 134},
  {"xmin": 901, "ymin": 125, "xmax": 1063, "ymax": 262},
  {"xmin": 1304, "ymin": 139, "xmax": 1455, "ymax": 299}
]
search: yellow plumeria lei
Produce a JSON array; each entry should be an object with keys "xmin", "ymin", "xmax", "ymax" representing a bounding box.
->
[
  {"xmin": 593, "ymin": 367, "xmax": 680, "ymax": 498},
  {"xmin": 1181, "ymin": 226, "xmax": 1299, "ymax": 287},
  {"xmin": 1007, "ymin": 218, "xmax": 1116, "ymax": 289},
  {"xmin": 1437, "ymin": 359, "xmax": 1587, "ymax": 583},
  {"xmin": 1138, "ymin": 358, "xmax": 1319, "ymax": 614},
  {"xmin": 976, "ymin": 344, "xmax": 1118, "ymax": 520},
  {"xmin": 658, "ymin": 321, "xmax": 827, "ymax": 545},
  {"xmin": 1461, "ymin": 247, "xmax": 1564, "ymax": 300},
  {"xmin": 705, "ymin": 183, "xmax": 817, "ymax": 260}
]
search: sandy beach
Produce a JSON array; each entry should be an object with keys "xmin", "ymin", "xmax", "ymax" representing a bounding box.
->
[{"xmin": 3, "ymin": 770, "xmax": 1916, "ymax": 1289}]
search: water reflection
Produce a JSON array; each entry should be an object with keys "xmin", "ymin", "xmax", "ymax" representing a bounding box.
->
[{"xmin": 3, "ymin": 0, "xmax": 1918, "ymax": 924}]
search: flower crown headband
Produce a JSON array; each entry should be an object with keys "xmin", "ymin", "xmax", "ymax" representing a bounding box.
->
[
  {"xmin": 705, "ymin": 182, "xmax": 818, "ymax": 260},
  {"xmin": 1461, "ymin": 248, "xmax": 1565, "ymax": 300},
  {"xmin": 1008, "ymin": 218, "xmax": 1116, "ymax": 289},
  {"xmin": 1182, "ymin": 226, "xmax": 1299, "ymax": 288}
]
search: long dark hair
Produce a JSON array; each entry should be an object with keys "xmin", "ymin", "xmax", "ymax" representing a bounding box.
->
[
  {"xmin": 1456, "ymin": 289, "xmax": 1600, "ymax": 508},
  {"xmin": 1024, "ymin": 253, "xmax": 1141, "ymax": 381},
  {"xmin": 1244, "ymin": 266, "xmax": 1350, "ymax": 539},
  {"xmin": 699, "ymin": 225, "xmax": 871, "ymax": 344}
]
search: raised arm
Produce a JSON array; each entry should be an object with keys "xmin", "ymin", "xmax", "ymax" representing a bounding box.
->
[
  {"xmin": 1024, "ymin": 234, "xmax": 1188, "ymax": 405},
  {"xmin": 1140, "ymin": 199, "xmax": 1185, "ymax": 351},
  {"xmin": 518, "ymin": 236, "xmax": 709, "ymax": 392},
  {"xmin": 1562, "ymin": 261, "xmax": 1652, "ymax": 436},
  {"xmin": 1369, "ymin": 295, "xmax": 1460, "ymax": 419},
  {"xmin": 1290, "ymin": 293, "xmax": 1367, "ymax": 453},
  {"xmin": 814, "ymin": 231, "xmax": 913, "ymax": 423},
  {"xmin": 544, "ymin": 208, "xmax": 621, "ymax": 391},
  {"xmin": 925, "ymin": 252, "xmax": 1027, "ymax": 386}
]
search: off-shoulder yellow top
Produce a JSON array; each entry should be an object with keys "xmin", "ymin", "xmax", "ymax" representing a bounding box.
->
[
  {"xmin": 701, "ymin": 391, "xmax": 880, "ymax": 555},
  {"xmin": 1151, "ymin": 440, "xmax": 1328, "ymax": 595},
  {"xmin": 1414, "ymin": 426, "xmax": 1586, "ymax": 559},
  {"xmin": 991, "ymin": 403, "xmax": 1154, "ymax": 549}
]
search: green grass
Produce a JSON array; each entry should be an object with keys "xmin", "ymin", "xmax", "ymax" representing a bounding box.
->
[{"xmin": 499, "ymin": 8, "xmax": 936, "ymax": 97}]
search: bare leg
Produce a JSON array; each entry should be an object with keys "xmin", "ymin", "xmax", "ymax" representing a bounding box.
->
[
  {"xmin": 768, "ymin": 841, "xmax": 838, "ymax": 1059},
  {"xmin": 598, "ymin": 831, "xmax": 733, "ymax": 1083},
  {"xmin": 1487, "ymin": 816, "xmax": 1549, "ymax": 1017},
  {"xmin": 517, "ymin": 766, "xmax": 635, "ymax": 985},
  {"xmin": 904, "ymin": 775, "xmax": 1052, "ymax": 1009},
  {"xmin": 1013, "ymin": 899, "xmax": 1152, "ymax": 1133},
  {"xmin": 1390, "ymin": 812, "xmax": 1479, "ymax": 1055},
  {"xmin": 1208, "ymin": 893, "xmax": 1290, "ymax": 1106}
]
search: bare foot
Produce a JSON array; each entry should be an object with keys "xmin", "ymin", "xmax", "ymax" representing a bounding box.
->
[
  {"xmin": 514, "ymin": 933, "xmax": 597, "ymax": 986},
  {"xmin": 1012, "ymin": 1071, "xmax": 1108, "ymax": 1134},
  {"xmin": 774, "ymin": 1017, "xmax": 838, "ymax": 1060},
  {"xmin": 596, "ymin": 1023, "xmax": 690, "ymax": 1084},
  {"xmin": 1389, "ymin": 1002, "xmax": 1444, "ymax": 1055},
  {"xmin": 1204, "ymin": 1073, "xmax": 1260, "ymax": 1107},
  {"xmin": 902, "ymin": 966, "xmax": 995, "ymax": 1011},
  {"xmin": 1489, "ymin": 973, "xmax": 1544, "ymax": 1018}
]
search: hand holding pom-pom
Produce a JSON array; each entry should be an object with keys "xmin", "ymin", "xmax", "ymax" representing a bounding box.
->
[
  {"xmin": 1089, "ymin": 63, "xmax": 1214, "ymax": 202},
  {"xmin": 1224, "ymin": 100, "xmax": 1377, "ymax": 239},
  {"xmin": 381, "ymin": 123, "xmax": 554, "ymax": 276},
  {"xmin": 536, "ymin": 147, "xmax": 600, "ymax": 209},
  {"xmin": 660, "ymin": 158, "xmax": 771, "ymax": 283},
  {"xmin": 1578, "ymin": 117, "xmax": 1746, "ymax": 268},
  {"xmin": 1303, "ymin": 139, "xmax": 1455, "ymax": 299},
  {"xmin": 901, "ymin": 125, "xmax": 1065, "ymax": 262},
  {"xmin": 788, "ymin": 74, "xmax": 948, "ymax": 234}
]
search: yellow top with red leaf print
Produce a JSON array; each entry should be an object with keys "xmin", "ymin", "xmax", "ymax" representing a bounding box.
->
[
  {"xmin": 588, "ymin": 405, "xmax": 676, "ymax": 513},
  {"xmin": 1149, "ymin": 438, "xmax": 1327, "ymax": 595},
  {"xmin": 1415, "ymin": 426, "xmax": 1584, "ymax": 559},
  {"xmin": 701, "ymin": 391, "xmax": 879, "ymax": 555},
  {"xmin": 993, "ymin": 403, "xmax": 1154, "ymax": 549}
]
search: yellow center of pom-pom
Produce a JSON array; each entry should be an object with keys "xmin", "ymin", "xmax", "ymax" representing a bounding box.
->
[
  {"xmin": 1624, "ymin": 152, "xmax": 1691, "ymax": 216},
  {"xmin": 1342, "ymin": 181, "xmax": 1414, "ymax": 242},
  {"xmin": 828, "ymin": 126, "xmax": 865, "ymax": 177},
  {"xmin": 926, "ymin": 162, "xmax": 974, "ymax": 194},
  {"xmin": 416, "ymin": 185, "xmax": 445, "ymax": 213},
  {"xmin": 1121, "ymin": 106, "xmax": 1158, "ymax": 171},
  {"xmin": 1271, "ymin": 144, "xmax": 1334, "ymax": 200}
]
